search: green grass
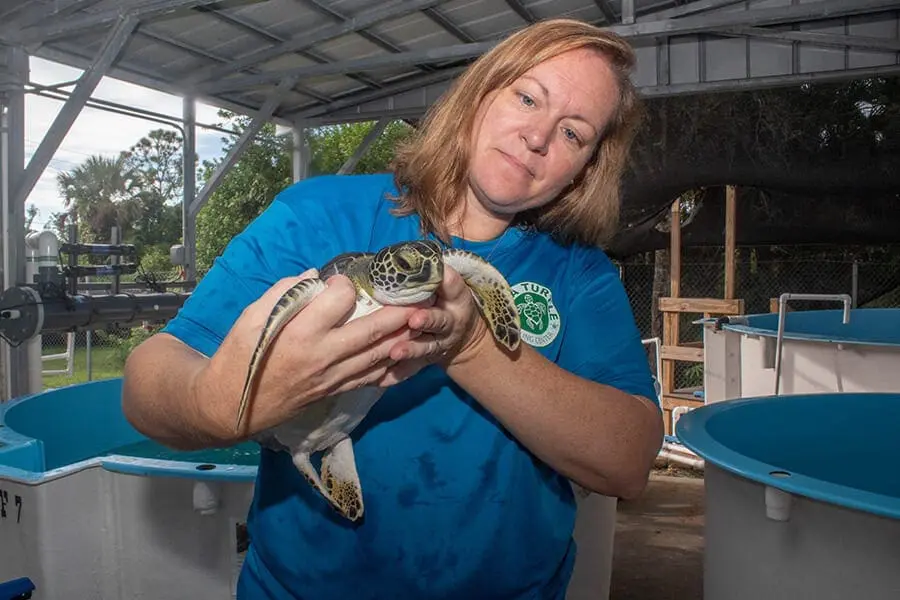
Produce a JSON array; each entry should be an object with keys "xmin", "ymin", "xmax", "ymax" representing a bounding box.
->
[{"xmin": 41, "ymin": 346, "xmax": 125, "ymax": 389}]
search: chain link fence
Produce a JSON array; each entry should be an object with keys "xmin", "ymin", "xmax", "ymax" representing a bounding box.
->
[
  {"xmin": 40, "ymin": 250, "xmax": 900, "ymax": 392},
  {"xmin": 619, "ymin": 250, "xmax": 900, "ymax": 390},
  {"xmin": 40, "ymin": 268, "xmax": 189, "ymax": 390}
]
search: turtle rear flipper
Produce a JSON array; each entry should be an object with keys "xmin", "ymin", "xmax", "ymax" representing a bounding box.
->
[
  {"xmin": 291, "ymin": 443, "xmax": 363, "ymax": 522},
  {"xmin": 321, "ymin": 437, "xmax": 365, "ymax": 521},
  {"xmin": 442, "ymin": 249, "xmax": 521, "ymax": 352}
]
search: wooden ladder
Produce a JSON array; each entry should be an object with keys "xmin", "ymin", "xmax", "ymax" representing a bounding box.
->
[{"xmin": 659, "ymin": 187, "xmax": 743, "ymax": 435}]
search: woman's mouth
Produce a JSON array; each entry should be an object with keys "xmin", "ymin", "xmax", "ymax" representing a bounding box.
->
[{"xmin": 498, "ymin": 151, "xmax": 533, "ymax": 178}]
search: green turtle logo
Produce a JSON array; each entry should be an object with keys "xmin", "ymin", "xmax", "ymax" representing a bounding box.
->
[{"xmin": 511, "ymin": 281, "xmax": 561, "ymax": 347}]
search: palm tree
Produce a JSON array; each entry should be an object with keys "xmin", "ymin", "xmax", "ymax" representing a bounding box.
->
[{"xmin": 56, "ymin": 154, "xmax": 140, "ymax": 242}]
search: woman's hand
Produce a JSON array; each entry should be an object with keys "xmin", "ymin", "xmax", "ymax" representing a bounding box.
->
[
  {"xmin": 387, "ymin": 266, "xmax": 490, "ymax": 379},
  {"xmin": 197, "ymin": 268, "xmax": 424, "ymax": 439}
]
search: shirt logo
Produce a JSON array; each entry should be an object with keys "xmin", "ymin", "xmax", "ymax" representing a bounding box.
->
[{"xmin": 511, "ymin": 281, "xmax": 561, "ymax": 347}]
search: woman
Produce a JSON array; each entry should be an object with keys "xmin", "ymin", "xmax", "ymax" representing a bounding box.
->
[{"xmin": 123, "ymin": 17, "xmax": 663, "ymax": 599}]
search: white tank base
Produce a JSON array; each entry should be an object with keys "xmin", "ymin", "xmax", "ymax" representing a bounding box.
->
[
  {"xmin": 567, "ymin": 492, "xmax": 618, "ymax": 600},
  {"xmin": 704, "ymin": 465, "xmax": 900, "ymax": 600}
]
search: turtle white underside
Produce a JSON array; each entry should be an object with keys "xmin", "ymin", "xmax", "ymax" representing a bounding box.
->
[{"xmin": 264, "ymin": 288, "xmax": 384, "ymax": 521}]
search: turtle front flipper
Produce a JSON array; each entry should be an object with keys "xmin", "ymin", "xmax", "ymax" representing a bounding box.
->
[
  {"xmin": 235, "ymin": 277, "xmax": 327, "ymax": 432},
  {"xmin": 321, "ymin": 436, "xmax": 365, "ymax": 521},
  {"xmin": 442, "ymin": 249, "xmax": 521, "ymax": 352}
]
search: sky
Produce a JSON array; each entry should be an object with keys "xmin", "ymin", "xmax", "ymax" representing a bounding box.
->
[{"xmin": 24, "ymin": 56, "xmax": 230, "ymax": 229}]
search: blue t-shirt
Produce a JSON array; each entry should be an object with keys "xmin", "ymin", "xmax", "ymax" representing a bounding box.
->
[{"xmin": 163, "ymin": 173, "xmax": 658, "ymax": 600}]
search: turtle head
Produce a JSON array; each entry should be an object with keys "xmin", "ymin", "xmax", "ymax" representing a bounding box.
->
[{"xmin": 370, "ymin": 240, "xmax": 444, "ymax": 305}]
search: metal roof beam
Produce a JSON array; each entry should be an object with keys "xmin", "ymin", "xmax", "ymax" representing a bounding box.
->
[
  {"xmin": 504, "ymin": 0, "xmax": 537, "ymax": 24},
  {"xmin": 286, "ymin": 65, "xmax": 467, "ymax": 119},
  {"xmin": 622, "ymin": 0, "xmax": 635, "ymax": 24},
  {"xmin": 135, "ymin": 27, "xmax": 334, "ymax": 103},
  {"xmin": 13, "ymin": 14, "xmax": 137, "ymax": 206},
  {"xmin": 189, "ymin": 77, "xmax": 296, "ymax": 217},
  {"xmin": 196, "ymin": 6, "xmax": 386, "ymax": 92},
  {"xmin": 715, "ymin": 25, "xmax": 900, "ymax": 53},
  {"xmin": 13, "ymin": 0, "xmax": 245, "ymax": 45},
  {"xmin": 421, "ymin": 7, "xmax": 475, "ymax": 43},
  {"xmin": 299, "ymin": 0, "xmax": 435, "ymax": 69},
  {"xmin": 3, "ymin": 0, "xmax": 104, "ymax": 31},
  {"xmin": 614, "ymin": 0, "xmax": 899, "ymax": 37},
  {"xmin": 185, "ymin": 0, "xmax": 449, "ymax": 86},
  {"xmin": 337, "ymin": 117, "xmax": 389, "ymax": 174},
  {"xmin": 204, "ymin": 0, "xmax": 897, "ymax": 95},
  {"xmin": 638, "ymin": 0, "xmax": 748, "ymax": 22},
  {"xmin": 592, "ymin": 0, "xmax": 618, "ymax": 24},
  {"xmin": 203, "ymin": 42, "xmax": 485, "ymax": 94}
]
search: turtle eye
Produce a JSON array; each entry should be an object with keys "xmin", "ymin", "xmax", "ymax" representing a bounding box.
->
[{"xmin": 395, "ymin": 256, "xmax": 412, "ymax": 271}]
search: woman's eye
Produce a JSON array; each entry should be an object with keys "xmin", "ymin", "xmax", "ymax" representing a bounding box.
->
[
  {"xmin": 519, "ymin": 92, "xmax": 535, "ymax": 107},
  {"xmin": 563, "ymin": 128, "xmax": 581, "ymax": 144}
]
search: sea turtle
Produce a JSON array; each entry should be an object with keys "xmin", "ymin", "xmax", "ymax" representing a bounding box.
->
[{"xmin": 235, "ymin": 239, "xmax": 521, "ymax": 521}]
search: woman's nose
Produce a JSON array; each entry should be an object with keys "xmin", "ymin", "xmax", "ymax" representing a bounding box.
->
[{"xmin": 521, "ymin": 118, "xmax": 552, "ymax": 154}]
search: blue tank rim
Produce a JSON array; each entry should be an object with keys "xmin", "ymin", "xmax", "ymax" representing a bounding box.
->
[
  {"xmin": 676, "ymin": 393, "xmax": 900, "ymax": 521},
  {"xmin": 720, "ymin": 307, "xmax": 900, "ymax": 348},
  {"xmin": 0, "ymin": 378, "xmax": 259, "ymax": 483},
  {"xmin": 100, "ymin": 455, "xmax": 257, "ymax": 482}
]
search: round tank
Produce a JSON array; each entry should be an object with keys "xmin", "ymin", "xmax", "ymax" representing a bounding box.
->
[{"xmin": 677, "ymin": 392, "xmax": 900, "ymax": 600}]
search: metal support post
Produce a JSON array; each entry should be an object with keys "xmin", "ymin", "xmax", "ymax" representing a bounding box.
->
[
  {"xmin": 189, "ymin": 77, "xmax": 297, "ymax": 218},
  {"xmin": 292, "ymin": 123, "xmax": 310, "ymax": 183},
  {"xmin": 182, "ymin": 96, "xmax": 197, "ymax": 282},
  {"xmin": 1, "ymin": 45, "xmax": 28, "ymax": 400},
  {"xmin": 337, "ymin": 118, "xmax": 389, "ymax": 175}
]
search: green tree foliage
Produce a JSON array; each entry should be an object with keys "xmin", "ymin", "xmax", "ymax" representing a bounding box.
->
[
  {"xmin": 195, "ymin": 112, "xmax": 293, "ymax": 271},
  {"xmin": 194, "ymin": 114, "xmax": 413, "ymax": 270},
  {"xmin": 121, "ymin": 128, "xmax": 184, "ymax": 251},
  {"xmin": 307, "ymin": 120, "xmax": 414, "ymax": 176}
]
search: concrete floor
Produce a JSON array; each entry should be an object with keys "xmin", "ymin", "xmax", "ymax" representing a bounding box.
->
[{"xmin": 609, "ymin": 470, "xmax": 706, "ymax": 600}]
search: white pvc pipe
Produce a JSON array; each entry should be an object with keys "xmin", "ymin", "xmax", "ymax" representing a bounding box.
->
[
  {"xmin": 1, "ymin": 109, "xmax": 11, "ymax": 401},
  {"xmin": 657, "ymin": 448, "xmax": 705, "ymax": 470},
  {"xmin": 657, "ymin": 441, "xmax": 705, "ymax": 470},
  {"xmin": 25, "ymin": 230, "xmax": 66, "ymax": 385}
]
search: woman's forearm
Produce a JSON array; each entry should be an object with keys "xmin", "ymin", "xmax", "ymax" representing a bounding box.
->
[
  {"xmin": 446, "ymin": 339, "xmax": 663, "ymax": 499},
  {"xmin": 122, "ymin": 333, "xmax": 237, "ymax": 451}
]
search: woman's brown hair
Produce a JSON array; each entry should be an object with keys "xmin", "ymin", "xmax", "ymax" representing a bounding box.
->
[{"xmin": 390, "ymin": 18, "xmax": 643, "ymax": 248}]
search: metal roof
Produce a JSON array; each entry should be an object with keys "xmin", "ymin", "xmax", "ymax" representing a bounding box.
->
[{"xmin": 1, "ymin": 0, "xmax": 897, "ymax": 126}]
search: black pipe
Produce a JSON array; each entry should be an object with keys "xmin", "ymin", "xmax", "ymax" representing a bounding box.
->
[
  {"xmin": 41, "ymin": 292, "xmax": 189, "ymax": 333},
  {"xmin": 0, "ymin": 285, "xmax": 190, "ymax": 346}
]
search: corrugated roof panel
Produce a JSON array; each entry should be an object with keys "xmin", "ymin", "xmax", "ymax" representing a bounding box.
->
[
  {"xmin": 227, "ymin": 85, "xmax": 312, "ymax": 107},
  {"xmin": 437, "ymin": 1, "xmax": 528, "ymax": 40},
  {"xmin": 349, "ymin": 65, "xmax": 427, "ymax": 82},
  {"xmin": 524, "ymin": 0, "xmax": 609, "ymax": 23},
  {"xmin": 1, "ymin": 0, "xmax": 38, "ymax": 19},
  {"xmin": 147, "ymin": 11, "xmax": 266, "ymax": 59},
  {"xmin": 226, "ymin": 0, "xmax": 333, "ymax": 38},
  {"xmin": 86, "ymin": 0, "xmax": 130, "ymax": 13},
  {"xmin": 325, "ymin": 0, "xmax": 391, "ymax": 16},
  {"xmin": 296, "ymin": 73, "xmax": 365, "ymax": 96},
  {"xmin": 253, "ymin": 51, "xmax": 320, "ymax": 73},
  {"xmin": 313, "ymin": 31, "xmax": 394, "ymax": 62},
  {"xmin": 368, "ymin": 11, "xmax": 466, "ymax": 50},
  {"xmin": 119, "ymin": 34, "xmax": 212, "ymax": 74}
]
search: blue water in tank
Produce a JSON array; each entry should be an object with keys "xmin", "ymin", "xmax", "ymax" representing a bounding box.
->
[
  {"xmin": 677, "ymin": 392, "xmax": 900, "ymax": 520},
  {"xmin": 0, "ymin": 378, "xmax": 259, "ymax": 476}
]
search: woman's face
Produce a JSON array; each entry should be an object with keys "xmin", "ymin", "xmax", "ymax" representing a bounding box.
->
[{"xmin": 466, "ymin": 47, "xmax": 620, "ymax": 219}]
